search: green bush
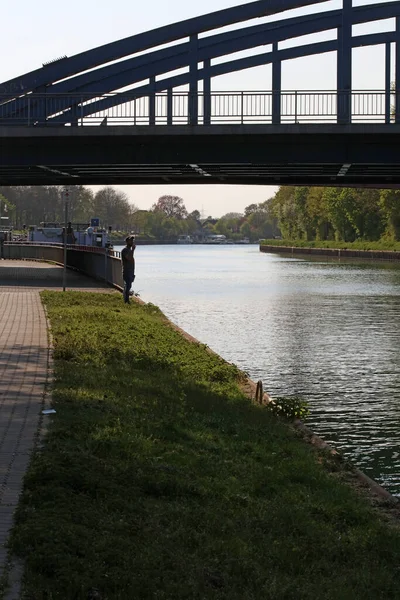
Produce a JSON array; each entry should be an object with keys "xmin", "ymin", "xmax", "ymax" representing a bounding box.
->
[{"xmin": 268, "ymin": 396, "xmax": 310, "ymax": 420}]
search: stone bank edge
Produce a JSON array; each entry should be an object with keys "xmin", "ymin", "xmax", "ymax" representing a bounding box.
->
[{"xmin": 260, "ymin": 244, "xmax": 400, "ymax": 261}]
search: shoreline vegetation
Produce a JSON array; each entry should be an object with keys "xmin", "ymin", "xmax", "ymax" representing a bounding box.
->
[
  {"xmin": 0, "ymin": 188, "xmax": 278, "ymax": 244},
  {"xmin": 6, "ymin": 292, "xmax": 400, "ymax": 599},
  {"xmin": 5, "ymin": 185, "xmax": 400, "ymax": 248},
  {"xmin": 269, "ymin": 187, "xmax": 400, "ymax": 246},
  {"xmin": 261, "ymin": 239, "xmax": 400, "ymax": 252}
]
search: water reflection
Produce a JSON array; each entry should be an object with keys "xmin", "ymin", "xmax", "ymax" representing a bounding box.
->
[{"xmin": 125, "ymin": 245, "xmax": 400, "ymax": 495}]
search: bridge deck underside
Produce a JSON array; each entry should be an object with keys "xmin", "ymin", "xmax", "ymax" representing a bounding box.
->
[
  {"xmin": 1, "ymin": 125, "xmax": 399, "ymax": 186},
  {"xmin": 1, "ymin": 164, "xmax": 400, "ymax": 187},
  {"xmin": 0, "ymin": 260, "xmax": 111, "ymax": 289}
]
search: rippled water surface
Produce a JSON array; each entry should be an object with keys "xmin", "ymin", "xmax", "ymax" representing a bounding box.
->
[{"xmin": 121, "ymin": 245, "xmax": 400, "ymax": 495}]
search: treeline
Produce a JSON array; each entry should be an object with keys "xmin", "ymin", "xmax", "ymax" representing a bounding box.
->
[
  {"xmin": 0, "ymin": 186, "xmax": 137, "ymax": 230},
  {"xmin": 270, "ymin": 186, "xmax": 400, "ymax": 242},
  {"xmin": 134, "ymin": 197, "xmax": 279, "ymax": 241},
  {"xmin": 3, "ymin": 185, "xmax": 400, "ymax": 244},
  {"xmin": 0, "ymin": 187, "xmax": 279, "ymax": 242}
]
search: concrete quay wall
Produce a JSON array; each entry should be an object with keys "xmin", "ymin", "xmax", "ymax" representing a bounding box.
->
[{"xmin": 260, "ymin": 244, "xmax": 400, "ymax": 261}]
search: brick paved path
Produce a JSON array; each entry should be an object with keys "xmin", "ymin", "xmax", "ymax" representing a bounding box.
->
[
  {"xmin": 0, "ymin": 261, "xmax": 111, "ymax": 589},
  {"xmin": 0, "ymin": 290, "xmax": 47, "ymax": 574}
]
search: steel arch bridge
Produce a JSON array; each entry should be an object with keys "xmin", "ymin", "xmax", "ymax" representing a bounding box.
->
[{"xmin": 1, "ymin": 0, "xmax": 400, "ymax": 186}]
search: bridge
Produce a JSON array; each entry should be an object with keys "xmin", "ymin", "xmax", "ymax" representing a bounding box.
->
[{"xmin": 1, "ymin": 0, "xmax": 400, "ymax": 186}]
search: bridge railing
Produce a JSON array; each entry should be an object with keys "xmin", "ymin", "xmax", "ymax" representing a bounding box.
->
[
  {"xmin": 0, "ymin": 90, "xmax": 396, "ymax": 126},
  {"xmin": 2, "ymin": 243, "xmax": 124, "ymax": 290}
]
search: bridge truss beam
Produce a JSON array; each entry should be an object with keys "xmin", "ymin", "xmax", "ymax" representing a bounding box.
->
[
  {"xmin": 0, "ymin": 1, "xmax": 400, "ymax": 127},
  {"xmin": 1, "ymin": 124, "xmax": 400, "ymax": 188}
]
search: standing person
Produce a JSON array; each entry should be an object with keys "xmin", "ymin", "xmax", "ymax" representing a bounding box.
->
[
  {"xmin": 121, "ymin": 235, "xmax": 136, "ymax": 304},
  {"xmin": 66, "ymin": 222, "xmax": 76, "ymax": 245}
]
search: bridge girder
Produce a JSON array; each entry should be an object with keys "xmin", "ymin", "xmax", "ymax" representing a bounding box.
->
[
  {"xmin": 0, "ymin": 0, "xmax": 329, "ymax": 95},
  {"xmin": 1, "ymin": 124, "xmax": 400, "ymax": 187},
  {"xmin": 1, "ymin": 0, "xmax": 400, "ymax": 189},
  {"xmin": 1, "ymin": 0, "xmax": 399, "ymax": 124},
  {"xmin": 48, "ymin": 3, "xmax": 400, "ymax": 97}
]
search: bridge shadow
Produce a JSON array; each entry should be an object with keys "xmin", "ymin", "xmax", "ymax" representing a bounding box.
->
[
  {"xmin": 0, "ymin": 344, "xmax": 47, "ymax": 369},
  {"xmin": 0, "ymin": 342, "xmax": 48, "ymax": 417},
  {"xmin": 0, "ymin": 263, "xmax": 109, "ymax": 289}
]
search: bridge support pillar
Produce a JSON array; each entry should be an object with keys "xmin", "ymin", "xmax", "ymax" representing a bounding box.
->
[
  {"xmin": 203, "ymin": 58, "xmax": 211, "ymax": 125},
  {"xmin": 337, "ymin": 0, "xmax": 352, "ymax": 124},
  {"xmin": 167, "ymin": 88, "xmax": 173, "ymax": 126},
  {"xmin": 189, "ymin": 35, "xmax": 199, "ymax": 125},
  {"xmin": 149, "ymin": 76, "xmax": 156, "ymax": 126},
  {"xmin": 34, "ymin": 86, "xmax": 48, "ymax": 126},
  {"xmin": 386, "ymin": 42, "xmax": 392, "ymax": 124},
  {"xmin": 203, "ymin": 58, "xmax": 211, "ymax": 126},
  {"xmin": 272, "ymin": 42, "xmax": 281, "ymax": 125},
  {"xmin": 396, "ymin": 17, "xmax": 400, "ymax": 124},
  {"xmin": 70, "ymin": 102, "xmax": 79, "ymax": 127}
]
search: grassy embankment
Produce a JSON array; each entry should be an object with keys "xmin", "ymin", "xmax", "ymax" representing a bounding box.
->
[
  {"xmin": 261, "ymin": 239, "xmax": 400, "ymax": 251},
  {"xmin": 7, "ymin": 292, "xmax": 400, "ymax": 599}
]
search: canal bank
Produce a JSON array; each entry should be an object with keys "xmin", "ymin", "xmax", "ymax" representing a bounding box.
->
[
  {"xmin": 120, "ymin": 245, "xmax": 400, "ymax": 496},
  {"xmin": 260, "ymin": 244, "xmax": 400, "ymax": 261},
  {"xmin": 4, "ymin": 290, "xmax": 400, "ymax": 600}
]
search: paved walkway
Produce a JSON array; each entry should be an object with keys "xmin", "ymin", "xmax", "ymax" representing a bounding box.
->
[{"xmin": 0, "ymin": 260, "xmax": 111, "ymax": 592}]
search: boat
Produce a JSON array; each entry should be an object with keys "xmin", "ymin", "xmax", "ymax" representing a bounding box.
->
[
  {"xmin": 0, "ymin": 227, "xmax": 13, "ymax": 258},
  {"xmin": 0, "ymin": 227, "xmax": 12, "ymax": 243},
  {"xmin": 28, "ymin": 222, "xmax": 113, "ymax": 249},
  {"xmin": 204, "ymin": 235, "xmax": 227, "ymax": 244},
  {"xmin": 177, "ymin": 235, "xmax": 193, "ymax": 244}
]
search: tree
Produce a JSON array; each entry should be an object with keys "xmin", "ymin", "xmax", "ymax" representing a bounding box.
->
[
  {"xmin": 244, "ymin": 203, "xmax": 258, "ymax": 216},
  {"xmin": 338, "ymin": 188, "xmax": 365, "ymax": 240},
  {"xmin": 93, "ymin": 187, "xmax": 136, "ymax": 229},
  {"xmin": 270, "ymin": 187, "xmax": 298, "ymax": 239},
  {"xmin": 0, "ymin": 193, "xmax": 15, "ymax": 226},
  {"xmin": 146, "ymin": 211, "xmax": 167, "ymax": 239},
  {"xmin": 305, "ymin": 187, "xmax": 329, "ymax": 240},
  {"xmin": 247, "ymin": 185, "xmax": 388, "ymax": 244},
  {"xmin": 240, "ymin": 221, "xmax": 252, "ymax": 238},
  {"xmin": 379, "ymin": 189, "xmax": 400, "ymax": 240},
  {"xmin": 189, "ymin": 209, "xmax": 201, "ymax": 221},
  {"xmin": 67, "ymin": 186, "xmax": 94, "ymax": 223},
  {"xmin": 152, "ymin": 195, "xmax": 187, "ymax": 219},
  {"xmin": 0, "ymin": 185, "xmax": 139, "ymax": 230},
  {"xmin": 131, "ymin": 210, "xmax": 150, "ymax": 235},
  {"xmin": 215, "ymin": 213, "xmax": 243, "ymax": 236},
  {"xmin": 357, "ymin": 189, "xmax": 383, "ymax": 240},
  {"xmin": 293, "ymin": 187, "xmax": 315, "ymax": 239},
  {"xmin": 320, "ymin": 188, "xmax": 346, "ymax": 241},
  {"xmin": 219, "ymin": 212, "xmax": 244, "ymax": 220}
]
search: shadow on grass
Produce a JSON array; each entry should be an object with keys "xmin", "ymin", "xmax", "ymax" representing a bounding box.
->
[{"xmin": 9, "ymin": 291, "xmax": 400, "ymax": 600}]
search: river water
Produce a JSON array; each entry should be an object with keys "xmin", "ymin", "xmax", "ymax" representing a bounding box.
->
[{"xmin": 118, "ymin": 244, "xmax": 400, "ymax": 496}]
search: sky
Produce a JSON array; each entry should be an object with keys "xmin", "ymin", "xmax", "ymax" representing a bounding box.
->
[{"xmin": 2, "ymin": 0, "xmax": 397, "ymax": 217}]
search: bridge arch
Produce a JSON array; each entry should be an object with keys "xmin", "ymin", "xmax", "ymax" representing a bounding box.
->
[{"xmin": 1, "ymin": 0, "xmax": 400, "ymax": 125}]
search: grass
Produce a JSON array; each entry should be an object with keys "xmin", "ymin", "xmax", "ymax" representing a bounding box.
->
[
  {"xmin": 8, "ymin": 291, "xmax": 400, "ymax": 600},
  {"xmin": 261, "ymin": 239, "xmax": 400, "ymax": 251}
]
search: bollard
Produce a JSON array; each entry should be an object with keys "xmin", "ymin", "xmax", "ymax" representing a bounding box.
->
[{"xmin": 256, "ymin": 380, "xmax": 264, "ymax": 405}]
